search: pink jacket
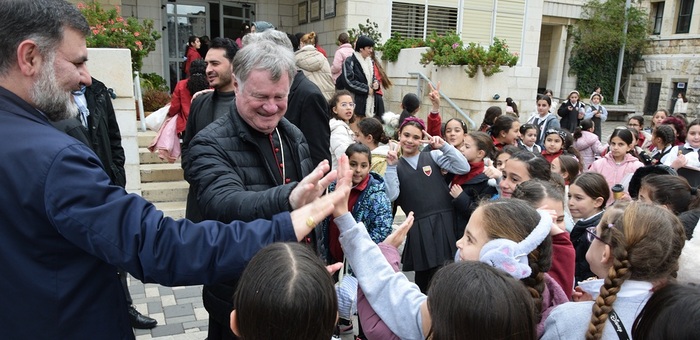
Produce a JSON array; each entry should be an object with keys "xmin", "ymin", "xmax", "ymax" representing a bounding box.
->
[
  {"xmin": 588, "ymin": 152, "xmax": 644, "ymax": 202},
  {"xmin": 574, "ymin": 130, "xmax": 606, "ymax": 170},
  {"xmin": 331, "ymin": 43, "xmax": 354, "ymax": 82}
]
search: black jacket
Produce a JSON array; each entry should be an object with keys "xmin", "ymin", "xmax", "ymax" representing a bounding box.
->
[
  {"xmin": 286, "ymin": 71, "xmax": 331, "ymax": 167},
  {"xmin": 182, "ymin": 98, "xmax": 313, "ymax": 328},
  {"xmin": 182, "ymin": 97, "xmax": 313, "ymax": 223},
  {"xmin": 557, "ymin": 101, "xmax": 585, "ymax": 133},
  {"xmin": 339, "ymin": 53, "xmax": 374, "ymax": 117},
  {"xmin": 181, "ymin": 90, "xmax": 235, "ymax": 222},
  {"xmin": 52, "ymin": 78, "xmax": 125, "ymax": 188},
  {"xmin": 448, "ymin": 173, "xmax": 497, "ymax": 238},
  {"xmin": 570, "ymin": 212, "xmax": 602, "ymax": 283}
]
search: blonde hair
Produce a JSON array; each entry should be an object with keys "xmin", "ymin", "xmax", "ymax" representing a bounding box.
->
[
  {"xmin": 300, "ymin": 32, "xmax": 316, "ymax": 45},
  {"xmin": 586, "ymin": 202, "xmax": 686, "ymax": 339}
]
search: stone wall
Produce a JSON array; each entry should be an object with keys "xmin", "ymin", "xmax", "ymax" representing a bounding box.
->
[
  {"xmin": 87, "ymin": 48, "xmax": 142, "ymax": 195},
  {"xmin": 381, "ymin": 48, "xmax": 540, "ymax": 128},
  {"xmin": 627, "ymin": 37, "xmax": 700, "ymax": 116}
]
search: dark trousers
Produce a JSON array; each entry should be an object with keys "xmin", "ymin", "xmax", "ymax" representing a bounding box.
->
[
  {"xmin": 119, "ymin": 270, "xmax": 133, "ymax": 305},
  {"xmin": 414, "ymin": 266, "xmax": 440, "ymax": 293}
]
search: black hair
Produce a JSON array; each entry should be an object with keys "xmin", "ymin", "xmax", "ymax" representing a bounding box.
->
[
  {"xmin": 442, "ymin": 118, "xmax": 468, "ymax": 137},
  {"xmin": 520, "ymin": 123, "xmax": 538, "ymax": 136},
  {"xmin": 0, "ymin": 0, "xmax": 90, "ymax": 76},
  {"xmin": 653, "ymin": 124, "xmax": 676, "ymax": 148},
  {"xmin": 186, "ymin": 59, "xmax": 209, "ymax": 95},
  {"xmin": 506, "ymin": 97, "xmax": 519, "ymax": 116},
  {"xmin": 490, "ymin": 115, "xmax": 518, "ymax": 139},
  {"xmin": 632, "ymin": 283, "xmax": 700, "ymax": 340},
  {"xmin": 480, "ymin": 106, "xmax": 503, "ymax": 131},
  {"xmin": 357, "ymin": 117, "xmax": 390, "ymax": 145},
  {"xmin": 345, "ymin": 142, "xmax": 372, "ymax": 165},
  {"xmin": 495, "ymin": 145, "xmax": 521, "ymax": 168},
  {"xmin": 609, "ymin": 126, "xmax": 635, "ymax": 146},
  {"xmin": 574, "ymin": 119, "xmax": 594, "ymax": 141},
  {"xmin": 188, "ymin": 35, "xmax": 199, "ymax": 45},
  {"xmin": 678, "ymin": 208, "xmax": 700, "ymax": 240},
  {"xmin": 398, "ymin": 93, "xmax": 421, "ymax": 127},
  {"xmin": 571, "ymin": 173, "xmax": 610, "ymax": 208},
  {"xmin": 427, "ymin": 261, "xmax": 537, "ymax": 340},
  {"xmin": 510, "ymin": 151, "xmax": 552, "ymax": 181},
  {"xmin": 233, "ymin": 243, "xmax": 337, "ymax": 340},
  {"xmin": 536, "ymin": 94, "xmax": 552, "ymax": 107},
  {"xmin": 287, "ymin": 33, "xmax": 300, "ymax": 52},
  {"xmin": 209, "ymin": 37, "xmax": 239, "ymax": 63},
  {"xmin": 641, "ymin": 174, "xmax": 700, "ymax": 214},
  {"xmin": 628, "ymin": 115, "xmax": 644, "ymax": 128}
]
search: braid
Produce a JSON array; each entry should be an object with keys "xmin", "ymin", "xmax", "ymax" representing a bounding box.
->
[
  {"xmin": 521, "ymin": 238, "xmax": 552, "ymax": 323},
  {"xmin": 585, "ymin": 243, "xmax": 631, "ymax": 339}
]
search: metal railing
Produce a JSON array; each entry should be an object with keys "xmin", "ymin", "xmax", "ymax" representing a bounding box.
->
[{"xmin": 408, "ymin": 71, "xmax": 476, "ymax": 130}]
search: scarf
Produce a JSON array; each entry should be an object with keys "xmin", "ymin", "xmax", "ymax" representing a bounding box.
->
[
  {"xmin": 451, "ymin": 161, "xmax": 484, "ymax": 187},
  {"xmin": 354, "ymin": 51, "xmax": 375, "ymax": 117},
  {"xmin": 542, "ymin": 149, "xmax": 563, "ymax": 163}
]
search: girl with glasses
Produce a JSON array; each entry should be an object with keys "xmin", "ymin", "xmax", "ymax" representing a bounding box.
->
[
  {"xmin": 329, "ymin": 90, "xmax": 357, "ymax": 169},
  {"xmin": 542, "ymin": 201, "xmax": 685, "ymax": 340}
]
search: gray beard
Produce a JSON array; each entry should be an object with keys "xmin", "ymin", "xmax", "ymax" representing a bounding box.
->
[{"xmin": 30, "ymin": 55, "xmax": 78, "ymax": 122}]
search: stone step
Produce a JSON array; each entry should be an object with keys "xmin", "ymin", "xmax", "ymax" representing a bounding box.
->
[
  {"xmin": 141, "ymin": 180, "xmax": 189, "ymax": 203},
  {"xmin": 153, "ymin": 201, "xmax": 187, "ymax": 220},
  {"xmin": 140, "ymin": 163, "xmax": 184, "ymax": 183},
  {"xmin": 137, "ymin": 130, "xmax": 158, "ymax": 148},
  {"xmin": 139, "ymin": 147, "xmax": 181, "ymax": 165}
]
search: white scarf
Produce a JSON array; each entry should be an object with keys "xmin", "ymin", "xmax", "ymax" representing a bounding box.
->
[{"xmin": 354, "ymin": 51, "xmax": 375, "ymax": 117}]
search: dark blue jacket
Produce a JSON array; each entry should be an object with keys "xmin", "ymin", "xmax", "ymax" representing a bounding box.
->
[{"xmin": 0, "ymin": 87, "xmax": 296, "ymax": 339}]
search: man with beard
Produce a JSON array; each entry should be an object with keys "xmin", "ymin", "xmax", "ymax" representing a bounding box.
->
[
  {"xmin": 0, "ymin": 1, "xmax": 350, "ymax": 338},
  {"xmin": 182, "ymin": 39, "xmax": 318, "ymax": 340},
  {"xmin": 52, "ymin": 77, "xmax": 158, "ymax": 330},
  {"xmin": 182, "ymin": 37, "xmax": 237, "ymax": 222}
]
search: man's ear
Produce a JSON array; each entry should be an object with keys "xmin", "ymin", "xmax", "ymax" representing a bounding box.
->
[
  {"xmin": 16, "ymin": 40, "xmax": 43, "ymax": 77},
  {"xmin": 230, "ymin": 310, "xmax": 240, "ymax": 336}
]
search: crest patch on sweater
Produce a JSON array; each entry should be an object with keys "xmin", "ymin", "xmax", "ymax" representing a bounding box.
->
[{"xmin": 422, "ymin": 165, "xmax": 432, "ymax": 176}]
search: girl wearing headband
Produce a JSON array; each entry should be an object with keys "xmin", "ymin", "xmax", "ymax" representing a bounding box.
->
[{"xmin": 384, "ymin": 116, "xmax": 469, "ymax": 292}]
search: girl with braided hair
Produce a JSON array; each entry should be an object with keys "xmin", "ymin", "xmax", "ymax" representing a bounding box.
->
[{"xmin": 542, "ymin": 201, "xmax": 686, "ymax": 340}]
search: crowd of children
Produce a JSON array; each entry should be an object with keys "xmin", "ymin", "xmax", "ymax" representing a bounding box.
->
[{"xmin": 224, "ymin": 87, "xmax": 699, "ymax": 340}]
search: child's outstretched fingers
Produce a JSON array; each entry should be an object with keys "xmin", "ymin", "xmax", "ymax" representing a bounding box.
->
[{"xmin": 383, "ymin": 212, "xmax": 415, "ymax": 249}]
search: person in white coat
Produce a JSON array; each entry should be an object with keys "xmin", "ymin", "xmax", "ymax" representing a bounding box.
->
[{"xmin": 295, "ymin": 32, "xmax": 335, "ymax": 101}]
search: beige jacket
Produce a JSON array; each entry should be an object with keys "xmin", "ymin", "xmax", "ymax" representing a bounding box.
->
[{"xmin": 295, "ymin": 45, "xmax": 335, "ymax": 101}]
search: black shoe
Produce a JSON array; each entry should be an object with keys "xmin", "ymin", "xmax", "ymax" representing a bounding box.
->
[{"xmin": 128, "ymin": 305, "xmax": 158, "ymax": 329}]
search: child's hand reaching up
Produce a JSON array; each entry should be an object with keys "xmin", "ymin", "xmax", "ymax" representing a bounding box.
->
[{"xmin": 383, "ymin": 212, "xmax": 415, "ymax": 249}]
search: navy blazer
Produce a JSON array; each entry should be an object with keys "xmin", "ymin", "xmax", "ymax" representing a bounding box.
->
[{"xmin": 0, "ymin": 87, "xmax": 296, "ymax": 339}]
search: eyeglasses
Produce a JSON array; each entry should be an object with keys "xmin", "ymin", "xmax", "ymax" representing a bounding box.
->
[
  {"xmin": 585, "ymin": 226, "xmax": 605, "ymax": 244},
  {"xmin": 339, "ymin": 102, "xmax": 356, "ymax": 108}
]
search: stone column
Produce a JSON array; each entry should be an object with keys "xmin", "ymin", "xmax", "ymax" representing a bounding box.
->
[{"xmin": 546, "ymin": 24, "xmax": 567, "ymax": 97}]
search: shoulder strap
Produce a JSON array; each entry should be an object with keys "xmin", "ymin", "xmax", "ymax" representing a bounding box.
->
[{"xmin": 608, "ymin": 308, "xmax": 631, "ymax": 340}]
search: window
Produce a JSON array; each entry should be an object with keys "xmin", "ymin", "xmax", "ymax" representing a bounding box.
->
[
  {"xmin": 391, "ymin": 2, "xmax": 458, "ymax": 39},
  {"xmin": 653, "ymin": 2, "xmax": 665, "ymax": 35},
  {"xmin": 676, "ymin": 0, "xmax": 694, "ymax": 34}
]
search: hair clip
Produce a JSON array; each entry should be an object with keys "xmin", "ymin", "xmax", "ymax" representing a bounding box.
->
[{"xmin": 607, "ymin": 223, "xmax": 614, "ymax": 229}]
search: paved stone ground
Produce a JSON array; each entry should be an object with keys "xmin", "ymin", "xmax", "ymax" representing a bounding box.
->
[{"xmin": 128, "ymin": 120, "xmax": 623, "ymax": 339}]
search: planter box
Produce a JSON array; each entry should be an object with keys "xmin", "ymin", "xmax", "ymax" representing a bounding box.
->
[
  {"xmin": 385, "ymin": 47, "xmax": 430, "ymax": 79},
  {"xmin": 430, "ymin": 65, "xmax": 510, "ymax": 102}
]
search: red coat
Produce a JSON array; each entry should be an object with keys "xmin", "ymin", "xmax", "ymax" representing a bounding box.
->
[
  {"xmin": 167, "ymin": 80, "xmax": 193, "ymax": 134},
  {"xmin": 184, "ymin": 46, "xmax": 202, "ymax": 77}
]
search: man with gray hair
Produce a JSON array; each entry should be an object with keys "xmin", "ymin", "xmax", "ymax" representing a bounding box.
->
[
  {"xmin": 183, "ymin": 39, "xmax": 320, "ymax": 339},
  {"xmin": 244, "ymin": 30, "xmax": 331, "ymax": 166},
  {"xmin": 0, "ymin": 1, "xmax": 349, "ymax": 338}
]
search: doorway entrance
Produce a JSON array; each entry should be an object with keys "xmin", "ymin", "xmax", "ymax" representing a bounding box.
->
[{"xmin": 164, "ymin": 1, "xmax": 255, "ymax": 89}]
